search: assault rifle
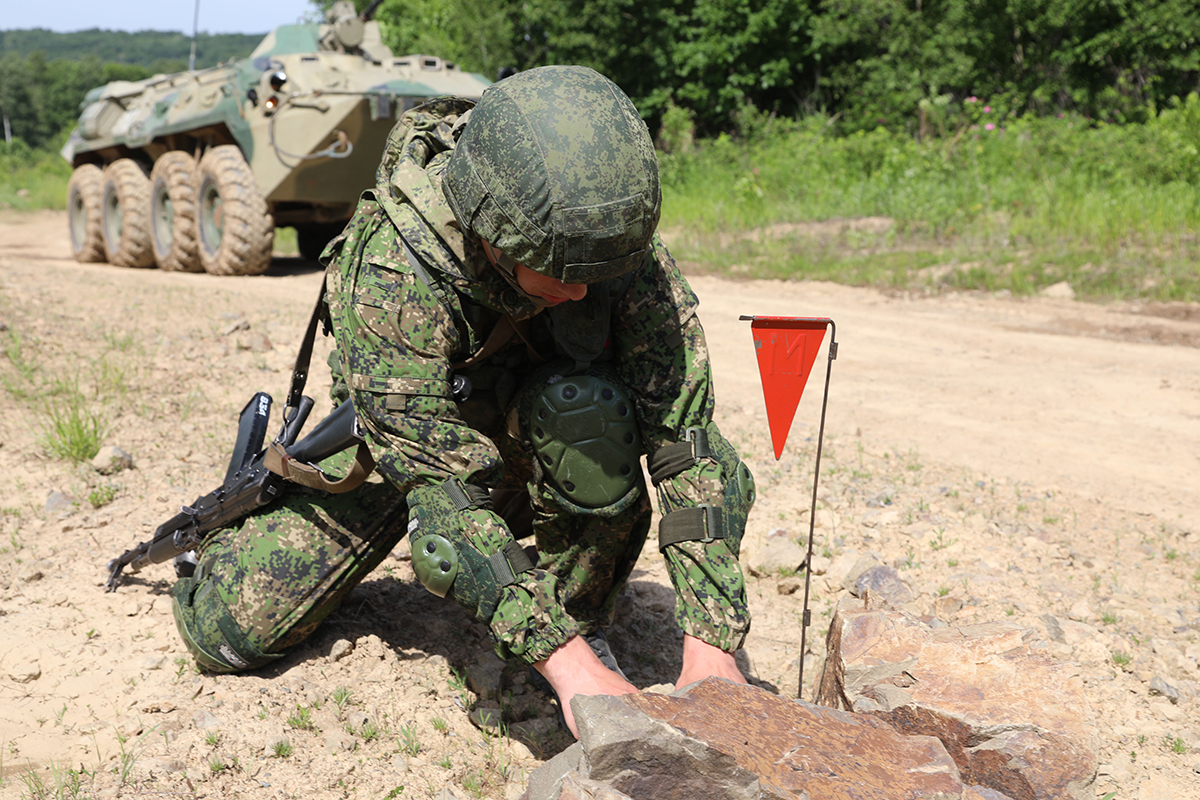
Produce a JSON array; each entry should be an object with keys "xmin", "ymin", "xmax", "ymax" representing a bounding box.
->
[{"xmin": 104, "ymin": 393, "xmax": 364, "ymax": 592}]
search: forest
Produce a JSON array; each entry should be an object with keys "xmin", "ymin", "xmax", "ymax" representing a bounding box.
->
[{"xmin": 2, "ymin": 0, "xmax": 1200, "ymax": 152}]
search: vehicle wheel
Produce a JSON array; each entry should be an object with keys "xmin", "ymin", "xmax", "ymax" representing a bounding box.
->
[
  {"xmin": 296, "ymin": 222, "xmax": 345, "ymax": 262},
  {"xmin": 67, "ymin": 164, "xmax": 106, "ymax": 262},
  {"xmin": 195, "ymin": 145, "xmax": 273, "ymax": 276},
  {"xmin": 101, "ymin": 159, "xmax": 155, "ymax": 268},
  {"xmin": 150, "ymin": 152, "xmax": 202, "ymax": 272}
]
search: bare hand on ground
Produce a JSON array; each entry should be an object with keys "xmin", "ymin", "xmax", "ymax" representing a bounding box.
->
[
  {"xmin": 533, "ymin": 635, "xmax": 639, "ymax": 739},
  {"xmin": 675, "ymin": 633, "xmax": 747, "ymax": 690}
]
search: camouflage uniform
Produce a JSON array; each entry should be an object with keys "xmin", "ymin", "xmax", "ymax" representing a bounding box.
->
[{"xmin": 173, "ymin": 71, "xmax": 753, "ymax": 672}]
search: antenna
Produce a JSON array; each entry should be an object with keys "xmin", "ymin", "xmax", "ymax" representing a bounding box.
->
[{"xmin": 189, "ymin": 0, "xmax": 201, "ymax": 71}]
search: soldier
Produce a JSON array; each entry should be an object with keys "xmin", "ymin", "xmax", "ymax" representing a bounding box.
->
[{"xmin": 170, "ymin": 65, "xmax": 756, "ymax": 738}]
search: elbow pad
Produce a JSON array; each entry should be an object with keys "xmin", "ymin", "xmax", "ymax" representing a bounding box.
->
[{"xmin": 406, "ymin": 479, "xmax": 534, "ymax": 622}]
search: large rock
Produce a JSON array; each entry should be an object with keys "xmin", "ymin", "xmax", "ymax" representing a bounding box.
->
[
  {"xmin": 524, "ymin": 679, "xmax": 1003, "ymax": 799},
  {"xmin": 817, "ymin": 598, "xmax": 1098, "ymax": 800}
]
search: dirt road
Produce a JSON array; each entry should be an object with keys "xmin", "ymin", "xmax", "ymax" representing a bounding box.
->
[{"xmin": 1, "ymin": 210, "xmax": 1198, "ymax": 799}]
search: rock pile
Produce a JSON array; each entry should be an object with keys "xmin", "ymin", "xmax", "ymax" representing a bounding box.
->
[{"xmin": 523, "ymin": 603, "xmax": 1098, "ymax": 800}]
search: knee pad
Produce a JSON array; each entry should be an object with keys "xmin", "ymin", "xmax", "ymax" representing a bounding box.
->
[
  {"xmin": 171, "ymin": 562, "xmax": 284, "ymax": 674},
  {"xmin": 523, "ymin": 365, "xmax": 642, "ymax": 509},
  {"xmin": 649, "ymin": 422, "xmax": 756, "ymax": 556}
]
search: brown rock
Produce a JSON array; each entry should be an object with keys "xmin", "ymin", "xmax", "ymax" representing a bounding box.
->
[
  {"xmin": 817, "ymin": 598, "xmax": 1098, "ymax": 800},
  {"xmin": 574, "ymin": 680, "xmax": 979, "ymax": 799}
]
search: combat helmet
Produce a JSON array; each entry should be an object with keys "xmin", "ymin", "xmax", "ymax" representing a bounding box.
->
[{"xmin": 442, "ymin": 65, "xmax": 661, "ymax": 284}]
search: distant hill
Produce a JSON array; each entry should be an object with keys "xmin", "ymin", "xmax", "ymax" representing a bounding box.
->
[{"xmin": 0, "ymin": 29, "xmax": 263, "ymax": 70}]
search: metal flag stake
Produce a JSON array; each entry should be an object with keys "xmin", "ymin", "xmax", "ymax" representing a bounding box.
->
[{"xmin": 739, "ymin": 315, "xmax": 838, "ymax": 700}]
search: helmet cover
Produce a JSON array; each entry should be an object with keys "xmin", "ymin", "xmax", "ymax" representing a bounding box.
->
[{"xmin": 442, "ymin": 65, "xmax": 661, "ymax": 284}]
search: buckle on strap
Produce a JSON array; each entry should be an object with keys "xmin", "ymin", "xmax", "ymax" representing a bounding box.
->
[
  {"xmin": 647, "ymin": 426, "xmax": 714, "ymax": 486},
  {"xmin": 442, "ymin": 478, "xmax": 492, "ymax": 511},
  {"xmin": 487, "ymin": 540, "xmax": 534, "ymax": 586},
  {"xmin": 658, "ymin": 504, "xmax": 725, "ymax": 551}
]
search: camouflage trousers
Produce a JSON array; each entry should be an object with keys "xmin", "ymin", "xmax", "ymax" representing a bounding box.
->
[{"xmin": 171, "ymin": 446, "xmax": 651, "ymax": 672}]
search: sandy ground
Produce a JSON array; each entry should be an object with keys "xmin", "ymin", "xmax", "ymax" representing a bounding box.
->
[{"xmin": 0, "ymin": 209, "xmax": 1198, "ymax": 799}]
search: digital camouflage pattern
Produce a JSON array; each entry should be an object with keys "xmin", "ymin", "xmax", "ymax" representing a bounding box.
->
[
  {"xmin": 442, "ymin": 65, "xmax": 661, "ymax": 285},
  {"xmin": 173, "ymin": 71, "xmax": 751, "ymax": 671},
  {"xmin": 172, "ymin": 450, "xmax": 409, "ymax": 672}
]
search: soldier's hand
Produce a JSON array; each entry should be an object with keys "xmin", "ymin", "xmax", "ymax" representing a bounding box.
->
[{"xmin": 532, "ymin": 635, "xmax": 638, "ymax": 739}]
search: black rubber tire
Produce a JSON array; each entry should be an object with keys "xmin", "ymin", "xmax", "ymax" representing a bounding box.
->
[
  {"xmin": 67, "ymin": 164, "xmax": 105, "ymax": 263},
  {"xmin": 150, "ymin": 152, "xmax": 202, "ymax": 272},
  {"xmin": 195, "ymin": 146, "xmax": 274, "ymax": 276},
  {"xmin": 101, "ymin": 159, "xmax": 155, "ymax": 268},
  {"xmin": 295, "ymin": 221, "xmax": 346, "ymax": 262}
]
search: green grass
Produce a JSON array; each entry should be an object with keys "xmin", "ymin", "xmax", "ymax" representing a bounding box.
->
[
  {"xmin": 7, "ymin": 98, "xmax": 1200, "ymax": 303},
  {"xmin": 0, "ymin": 141, "xmax": 71, "ymax": 212},
  {"xmin": 660, "ymin": 98, "xmax": 1200, "ymax": 302}
]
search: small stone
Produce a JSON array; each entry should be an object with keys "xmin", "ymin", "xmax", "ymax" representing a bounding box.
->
[
  {"xmin": 236, "ymin": 332, "xmax": 272, "ymax": 352},
  {"xmin": 44, "ymin": 490, "xmax": 73, "ymax": 514},
  {"xmin": 263, "ymin": 730, "xmax": 290, "ymax": 755},
  {"xmin": 346, "ymin": 710, "xmax": 372, "ymax": 732},
  {"xmin": 469, "ymin": 705, "xmax": 503, "ymax": 735},
  {"xmin": 224, "ymin": 319, "xmax": 250, "ymax": 335},
  {"xmin": 465, "ymin": 653, "xmax": 505, "ymax": 701},
  {"xmin": 323, "ymin": 729, "xmax": 356, "ymax": 753},
  {"xmin": 1098, "ymin": 763, "xmax": 1131, "ymax": 782},
  {"xmin": 391, "ymin": 754, "xmax": 409, "ymax": 773},
  {"xmin": 139, "ymin": 655, "xmax": 167, "ymax": 671},
  {"xmin": 1149, "ymin": 675, "xmax": 1180, "ymax": 704},
  {"xmin": 748, "ymin": 534, "xmax": 807, "ymax": 577},
  {"xmin": 1040, "ymin": 281, "xmax": 1075, "ymax": 300},
  {"xmin": 17, "ymin": 563, "xmax": 44, "ymax": 582},
  {"xmin": 776, "ymin": 575, "xmax": 803, "ymax": 595},
  {"xmin": 91, "ymin": 445, "xmax": 134, "ymax": 474},
  {"xmin": 1067, "ymin": 600, "xmax": 1092, "ymax": 621},
  {"xmin": 9, "ymin": 662, "xmax": 41, "ymax": 684},
  {"xmin": 840, "ymin": 553, "xmax": 882, "ymax": 594},
  {"xmin": 1149, "ymin": 700, "xmax": 1185, "ymax": 723},
  {"xmin": 852, "ymin": 564, "xmax": 915, "ymax": 607},
  {"xmin": 1040, "ymin": 613, "xmax": 1066, "ymax": 643},
  {"xmin": 330, "ymin": 639, "xmax": 354, "ymax": 661},
  {"xmin": 192, "ymin": 709, "xmax": 223, "ymax": 730}
]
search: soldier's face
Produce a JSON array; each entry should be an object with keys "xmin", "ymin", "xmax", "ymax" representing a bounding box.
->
[
  {"xmin": 482, "ymin": 239, "xmax": 588, "ymax": 305},
  {"xmin": 513, "ymin": 264, "xmax": 588, "ymax": 305}
]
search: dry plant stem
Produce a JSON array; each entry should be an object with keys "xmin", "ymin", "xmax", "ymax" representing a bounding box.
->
[{"xmin": 532, "ymin": 635, "xmax": 638, "ymax": 738}]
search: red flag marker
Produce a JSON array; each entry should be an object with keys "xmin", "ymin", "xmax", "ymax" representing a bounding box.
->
[
  {"xmin": 740, "ymin": 314, "xmax": 837, "ymax": 702},
  {"xmin": 742, "ymin": 317, "xmax": 835, "ymax": 459}
]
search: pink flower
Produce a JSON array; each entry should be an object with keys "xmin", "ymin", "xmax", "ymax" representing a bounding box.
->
[
  {"xmin": 985, "ymin": 122, "xmax": 995, "ymax": 130},
  {"xmin": 983, "ymin": 105, "xmax": 992, "ymax": 113},
  {"xmin": 966, "ymin": 96, "xmax": 978, "ymax": 103}
]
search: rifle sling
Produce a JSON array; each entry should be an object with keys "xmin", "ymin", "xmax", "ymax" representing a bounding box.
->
[
  {"xmin": 264, "ymin": 441, "xmax": 377, "ymax": 494},
  {"xmin": 285, "ymin": 281, "xmax": 328, "ymax": 413},
  {"xmin": 275, "ymin": 278, "xmax": 377, "ymax": 493}
]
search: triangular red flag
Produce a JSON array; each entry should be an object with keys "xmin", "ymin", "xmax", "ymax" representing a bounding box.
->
[{"xmin": 746, "ymin": 317, "xmax": 831, "ymax": 459}]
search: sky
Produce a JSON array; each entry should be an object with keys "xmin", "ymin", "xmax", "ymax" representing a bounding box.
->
[{"xmin": 4, "ymin": 0, "xmax": 319, "ymax": 36}]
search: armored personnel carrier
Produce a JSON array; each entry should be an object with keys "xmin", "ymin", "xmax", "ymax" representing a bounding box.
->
[{"xmin": 61, "ymin": 1, "xmax": 490, "ymax": 275}]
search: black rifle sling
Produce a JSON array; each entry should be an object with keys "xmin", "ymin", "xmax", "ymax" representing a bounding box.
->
[
  {"xmin": 269, "ymin": 278, "xmax": 377, "ymax": 494},
  {"xmin": 284, "ymin": 281, "xmax": 328, "ymax": 414}
]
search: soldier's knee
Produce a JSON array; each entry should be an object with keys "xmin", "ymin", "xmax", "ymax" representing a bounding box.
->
[
  {"xmin": 171, "ymin": 563, "xmax": 284, "ymax": 674},
  {"xmin": 523, "ymin": 365, "xmax": 644, "ymax": 511}
]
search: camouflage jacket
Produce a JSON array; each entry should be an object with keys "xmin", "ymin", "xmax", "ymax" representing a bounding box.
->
[{"xmin": 322, "ymin": 99, "xmax": 750, "ymax": 655}]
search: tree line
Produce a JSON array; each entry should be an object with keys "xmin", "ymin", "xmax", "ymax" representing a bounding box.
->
[
  {"xmin": 0, "ymin": 30, "xmax": 260, "ymax": 151},
  {"xmin": 4, "ymin": 0, "xmax": 1200, "ymax": 154},
  {"xmin": 362, "ymin": 0, "xmax": 1200, "ymax": 134}
]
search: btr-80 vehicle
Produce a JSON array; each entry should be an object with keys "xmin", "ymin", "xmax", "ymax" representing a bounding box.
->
[{"xmin": 61, "ymin": 1, "xmax": 490, "ymax": 275}]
